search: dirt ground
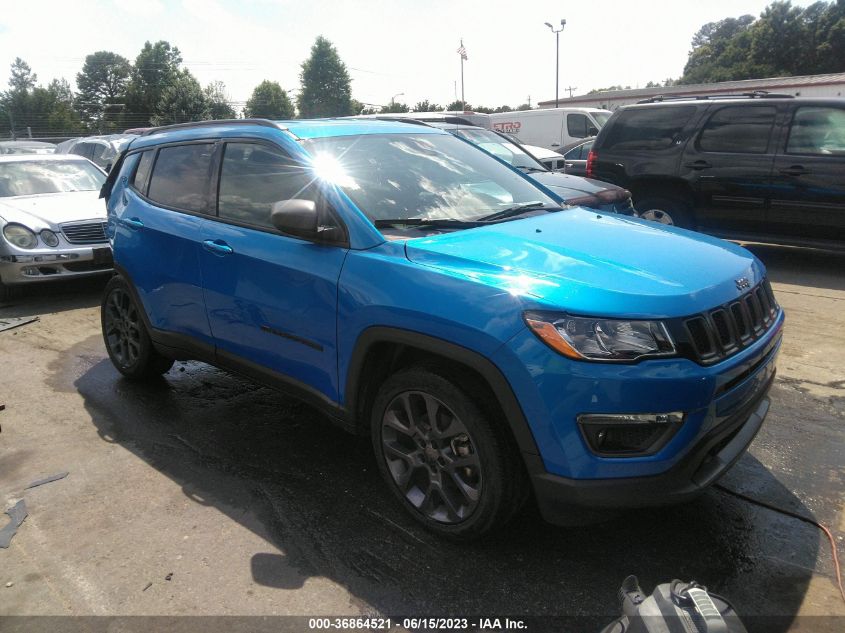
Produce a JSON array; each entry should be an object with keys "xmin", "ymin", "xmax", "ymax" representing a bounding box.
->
[{"xmin": 1, "ymin": 242, "xmax": 843, "ymax": 632}]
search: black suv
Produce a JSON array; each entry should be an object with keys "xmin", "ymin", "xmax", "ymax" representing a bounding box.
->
[{"xmin": 587, "ymin": 94, "xmax": 845, "ymax": 249}]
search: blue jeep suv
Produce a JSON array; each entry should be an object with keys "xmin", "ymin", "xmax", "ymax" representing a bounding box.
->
[{"xmin": 100, "ymin": 118, "xmax": 783, "ymax": 539}]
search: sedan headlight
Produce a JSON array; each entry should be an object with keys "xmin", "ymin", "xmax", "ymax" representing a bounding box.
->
[
  {"xmin": 3, "ymin": 223, "xmax": 38, "ymax": 249},
  {"xmin": 40, "ymin": 229, "xmax": 60, "ymax": 247},
  {"xmin": 524, "ymin": 312, "xmax": 676, "ymax": 361}
]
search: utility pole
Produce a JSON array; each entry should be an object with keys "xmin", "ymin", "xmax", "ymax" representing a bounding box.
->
[
  {"xmin": 565, "ymin": 86, "xmax": 578, "ymax": 98},
  {"xmin": 544, "ymin": 19, "xmax": 566, "ymax": 108}
]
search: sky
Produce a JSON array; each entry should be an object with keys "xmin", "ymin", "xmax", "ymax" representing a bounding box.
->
[{"xmin": 0, "ymin": 0, "xmax": 822, "ymax": 111}]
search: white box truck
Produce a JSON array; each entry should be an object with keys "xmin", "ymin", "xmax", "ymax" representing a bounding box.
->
[{"xmin": 489, "ymin": 107, "xmax": 612, "ymax": 150}]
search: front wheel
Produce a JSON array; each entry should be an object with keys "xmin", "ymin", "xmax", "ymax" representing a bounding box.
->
[
  {"xmin": 101, "ymin": 276, "xmax": 173, "ymax": 380},
  {"xmin": 634, "ymin": 195, "xmax": 693, "ymax": 229},
  {"xmin": 371, "ymin": 366, "xmax": 527, "ymax": 540}
]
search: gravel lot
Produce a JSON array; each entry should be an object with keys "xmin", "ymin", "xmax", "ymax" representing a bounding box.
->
[{"xmin": 1, "ymin": 243, "xmax": 843, "ymax": 631}]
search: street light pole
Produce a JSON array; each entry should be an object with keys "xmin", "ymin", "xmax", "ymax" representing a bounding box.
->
[{"xmin": 544, "ymin": 19, "xmax": 566, "ymax": 108}]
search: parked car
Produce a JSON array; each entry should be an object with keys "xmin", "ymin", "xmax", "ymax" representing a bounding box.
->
[
  {"xmin": 587, "ymin": 94, "xmax": 845, "ymax": 249},
  {"xmin": 0, "ymin": 155, "xmax": 111, "ymax": 300},
  {"xmin": 559, "ymin": 137, "xmax": 595, "ymax": 176},
  {"xmin": 0, "ymin": 140, "xmax": 56, "ymax": 155},
  {"xmin": 518, "ymin": 142, "xmax": 568, "ymax": 171},
  {"xmin": 489, "ymin": 107, "xmax": 611, "ymax": 150},
  {"xmin": 101, "ymin": 118, "xmax": 782, "ymax": 539},
  {"xmin": 357, "ymin": 110, "xmax": 492, "ymax": 129},
  {"xmin": 421, "ymin": 121, "xmax": 633, "ymax": 215},
  {"xmin": 55, "ymin": 134, "xmax": 138, "ymax": 172}
]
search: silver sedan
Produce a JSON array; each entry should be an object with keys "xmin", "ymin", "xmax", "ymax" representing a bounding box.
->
[{"xmin": 0, "ymin": 155, "xmax": 111, "ymax": 301}]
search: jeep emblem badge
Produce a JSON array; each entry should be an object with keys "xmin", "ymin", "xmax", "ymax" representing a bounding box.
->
[{"xmin": 735, "ymin": 277, "xmax": 750, "ymax": 290}]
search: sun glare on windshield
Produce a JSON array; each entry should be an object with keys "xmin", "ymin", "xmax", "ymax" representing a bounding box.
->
[{"xmin": 311, "ymin": 153, "xmax": 359, "ymax": 190}]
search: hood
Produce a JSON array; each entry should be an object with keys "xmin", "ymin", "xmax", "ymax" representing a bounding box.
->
[
  {"xmin": 530, "ymin": 171, "xmax": 625, "ymax": 200},
  {"xmin": 404, "ymin": 208, "xmax": 765, "ymax": 318},
  {"xmin": 0, "ymin": 190, "xmax": 105, "ymax": 229}
]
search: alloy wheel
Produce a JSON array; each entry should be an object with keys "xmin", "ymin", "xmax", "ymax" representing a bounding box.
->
[
  {"xmin": 103, "ymin": 288, "xmax": 142, "ymax": 368},
  {"xmin": 639, "ymin": 209, "xmax": 674, "ymax": 225},
  {"xmin": 381, "ymin": 391, "xmax": 482, "ymax": 523}
]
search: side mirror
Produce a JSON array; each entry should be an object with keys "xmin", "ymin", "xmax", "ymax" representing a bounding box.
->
[{"xmin": 271, "ymin": 199, "xmax": 318, "ymax": 239}]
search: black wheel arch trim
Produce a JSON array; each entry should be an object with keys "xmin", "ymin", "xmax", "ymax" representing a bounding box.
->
[{"xmin": 345, "ymin": 326, "xmax": 541, "ymax": 456}]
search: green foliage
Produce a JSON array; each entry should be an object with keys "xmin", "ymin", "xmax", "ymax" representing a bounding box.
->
[
  {"xmin": 8, "ymin": 58, "xmax": 36, "ymax": 93},
  {"xmin": 473, "ymin": 105, "xmax": 494, "ymax": 113},
  {"xmin": 1, "ymin": 60, "xmax": 84, "ymax": 137},
  {"xmin": 413, "ymin": 100, "xmax": 443, "ymax": 112},
  {"xmin": 204, "ymin": 81, "xmax": 236, "ymax": 120},
  {"xmin": 151, "ymin": 70, "xmax": 207, "ymax": 126},
  {"xmin": 516, "ymin": 103, "xmax": 532, "ymax": 111},
  {"xmin": 76, "ymin": 51, "xmax": 131, "ymax": 132},
  {"xmin": 297, "ymin": 36, "xmax": 353, "ymax": 118},
  {"xmin": 445, "ymin": 100, "xmax": 467, "ymax": 111},
  {"xmin": 124, "ymin": 41, "xmax": 183, "ymax": 128},
  {"xmin": 680, "ymin": 1, "xmax": 845, "ymax": 84},
  {"xmin": 381, "ymin": 101, "xmax": 410, "ymax": 113},
  {"xmin": 245, "ymin": 80, "xmax": 294, "ymax": 119},
  {"xmin": 493, "ymin": 105, "xmax": 513, "ymax": 113}
]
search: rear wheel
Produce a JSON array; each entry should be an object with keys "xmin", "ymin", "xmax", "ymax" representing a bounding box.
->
[
  {"xmin": 101, "ymin": 276, "xmax": 173, "ymax": 380},
  {"xmin": 371, "ymin": 365, "xmax": 527, "ymax": 540},
  {"xmin": 635, "ymin": 195, "xmax": 693, "ymax": 229}
]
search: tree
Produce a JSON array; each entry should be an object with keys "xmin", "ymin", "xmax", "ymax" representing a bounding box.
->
[
  {"xmin": 8, "ymin": 58, "xmax": 36, "ymax": 94},
  {"xmin": 473, "ymin": 105, "xmax": 494, "ymax": 113},
  {"xmin": 245, "ymin": 80, "xmax": 294, "ymax": 119},
  {"xmin": 493, "ymin": 105, "xmax": 513, "ymax": 113},
  {"xmin": 516, "ymin": 103, "xmax": 532, "ymax": 111},
  {"xmin": 124, "ymin": 41, "xmax": 183, "ymax": 127},
  {"xmin": 204, "ymin": 81, "xmax": 236, "ymax": 119},
  {"xmin": 413, "ymin": 100, "xmax": 443, "ymax": 112},
  {"xmin": 297, "ymin": 36, "xmax": 353, "ymax": 118},
  {"xmin": 381, "ymin": 101, "xmax": 410, "ymax": 113},
  {"xmin": 152, "ymin": 69, "xmax": 207, "ymax": 126},
  {"xmin": 76, "ymin": 51, "xmax": 131, "ymax": 132},
  {"xmin": 445, "ymin": 100, "xmax": 467, "ymax": 111}
]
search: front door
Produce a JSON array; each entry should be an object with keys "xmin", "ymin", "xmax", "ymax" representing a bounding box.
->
[
  {"xmin": 681, "ymin": 104, "xmax": 778, "ymax": 236},
  {"xmin": 769, "ymin": 104, "xmax": 845, "ymax": 242},
  {"xmin": 199, "ymin": 140, "xmax": 348, "ymax": 403}
]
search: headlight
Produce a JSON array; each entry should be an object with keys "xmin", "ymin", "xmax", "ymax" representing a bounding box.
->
[
  {"xmin": 524, "ymin": 312, "xmax": 676, "ymax": 361},
  {"xmin": 3, "ymin": 223, "xmax": 38, "ymax": 249},
  {"xmin": 40, "ymin": 229, "xmax": 60, "ymax": 247}
]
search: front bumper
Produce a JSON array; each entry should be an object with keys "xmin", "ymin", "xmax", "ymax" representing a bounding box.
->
[
  {"xmin": 0, "ymin": 244, "xmax": 113, "ymax": 284},
  {"xmin": 529, "ymin": 378, "xmax": 771, "ymax": 523},
  {"xmin": 493, "ymin": 309, "xmax": 782, "ymax": 522}
]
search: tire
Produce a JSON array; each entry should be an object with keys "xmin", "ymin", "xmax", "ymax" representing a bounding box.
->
[
  {"xmin": 101, "ymin": 275, "xmax": 173, "ymax": 380},
  {"xmin": 370, "ymin": 365, "xmax": 528, "ymax": 540},
  {"xmin": 634, "ymin": 195, "xmax": 694, "ymax": 229}
]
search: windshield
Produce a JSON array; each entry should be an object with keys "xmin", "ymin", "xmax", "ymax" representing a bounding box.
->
[
  {"xmin": 302, "ymin": 133, "xmax": 556, "ymax": 223},
  {"xmin": 454, "ymin": 128, "xmax": 547, "ymax": 171},
  {"xmin": 593, "ymin": 112, "xmax": 611, "ymax": 128},
  {"xmin": 0, "ymin": 160, "xmax": 105, "ymax": 197}
]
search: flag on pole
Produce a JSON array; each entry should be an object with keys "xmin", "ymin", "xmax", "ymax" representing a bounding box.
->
[{"xmin": 457, "ymin": 42, "xmax": 468, "ymax": 60}]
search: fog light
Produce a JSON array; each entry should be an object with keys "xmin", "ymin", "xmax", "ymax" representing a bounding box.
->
[
  {"xmin": 40, "ymin": 230, "xmax": 59, "ymax": 247},
  {"xmin": 578, "ymin": 412, "xmax": 684, "ymax": 456}
]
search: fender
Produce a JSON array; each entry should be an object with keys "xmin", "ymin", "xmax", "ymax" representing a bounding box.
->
[{"xmin": 345, "ymin": 326, "xmax": 540, "ymax": 456}]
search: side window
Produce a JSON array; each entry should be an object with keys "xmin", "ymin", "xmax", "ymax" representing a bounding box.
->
[
  {"xmin": 132, "ymin": 150, "xmax": 155, "ymax": 193},
  {"xmin": 71, "ymin": 142, "xmax": 94, "ymax": 160},
  {"xmin": 90, "ymin": 143, "xmax": 111, "ymax": 168},
  {"xmin": 698, "ymin": 106, "xmax": 776, "ymax": 154},
  {"xmin": 786, "ymin": 107, "xmax": 845, "ymax": 156},
  {"xmin": 567, "ymin": 114, "xmax": 589, "ymax": 139},
  {"xmin": 602, "ymin": 106, "xmax": 697, "ymax": 150},
  {"xmin": 147, "ymin": 143, "xmax": 214, "ymax": 213},
  {"xmin": 217, "ymin": 142, "xmax": 320, "ymax": 230}
]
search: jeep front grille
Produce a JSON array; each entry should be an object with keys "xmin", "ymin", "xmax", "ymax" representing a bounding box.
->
[{"xmin": 678, "ymin": 279, "xmax": 779, "ymax": 364}]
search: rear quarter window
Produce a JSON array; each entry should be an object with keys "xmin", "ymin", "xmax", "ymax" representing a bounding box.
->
[{"xmin": 601, "ymin": 106, "xmax": 697, "ymax": 150}]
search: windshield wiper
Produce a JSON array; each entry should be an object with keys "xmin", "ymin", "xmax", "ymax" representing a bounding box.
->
[
  {"xmin": 475, "ymin": 202, "xmax": 556, "ymax": 222},
  {"xmin": 515, "ymin": 166, "xmax": 548, "ymax": 173},
  {"xmin": 373, "ymin": 217, "xmax": 476, "ymax": 229}
]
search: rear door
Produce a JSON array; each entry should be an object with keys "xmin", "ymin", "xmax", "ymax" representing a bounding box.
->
[
  {"xmin": 769, "ymin": 104, "xmax": 845, "ymax": 242},
  {"xmin": 199, "ymin": 139, "xmax": 348, "ymax": 402},
  {"xmin": 112, "ymin": 142, "xmax": 216, "ymax": 347},
  {"xmin": 681, "ymin": 104, "xmax": 778, "ymax": 235}
]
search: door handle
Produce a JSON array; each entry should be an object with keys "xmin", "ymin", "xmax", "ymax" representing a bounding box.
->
[
  {"xmin": 124, "ymin": 217, "xmax": 144, "ymax": 229},
  {"xmin": 203, "ymin": 239, "xmax": 234, "ymax": 256},
  {"xmin": 684, "ymin": 160, "xmax": 712, "ymax": 170},
  {"xmin": 779, "ymin": 165, "xmax": 809, "ymax": 177}
]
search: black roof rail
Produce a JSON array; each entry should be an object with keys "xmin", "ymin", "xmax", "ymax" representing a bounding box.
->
[
  {"xmin": 636, "ymin": 90, "xmax": 795, "ymax": 104},
  {"xmin": 140, "ymin": 118, "xmax": 282, "ymax": 136}
]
